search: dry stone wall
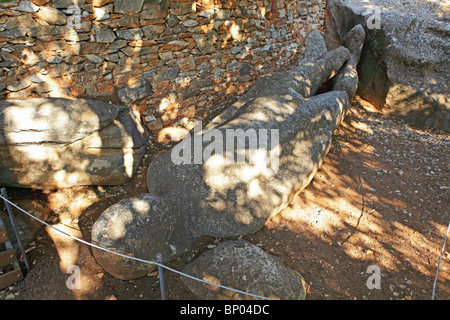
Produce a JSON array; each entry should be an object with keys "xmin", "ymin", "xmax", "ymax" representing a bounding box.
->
[{"xmin": 0, "ymin": 0, "xmax": 326, "ymax": 135}]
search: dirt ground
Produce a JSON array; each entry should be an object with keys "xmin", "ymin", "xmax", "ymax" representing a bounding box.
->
[{"xmin": 0, "ymin": 97, "xmax": 449, "ymax": 301}]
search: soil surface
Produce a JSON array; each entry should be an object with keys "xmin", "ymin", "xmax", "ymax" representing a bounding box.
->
[{"xmin": 0, "ymin": 98, "xmax": 449, "ymax": 301}]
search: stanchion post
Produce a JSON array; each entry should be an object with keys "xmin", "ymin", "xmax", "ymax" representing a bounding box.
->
[{"xmin": 1, "ymin": 188, "xmax": 30, "ymax": 273}]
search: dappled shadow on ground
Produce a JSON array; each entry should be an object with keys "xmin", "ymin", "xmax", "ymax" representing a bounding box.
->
[{"xmin": 246, "ymin": 100, "xmax": 449, "ymax": 300}]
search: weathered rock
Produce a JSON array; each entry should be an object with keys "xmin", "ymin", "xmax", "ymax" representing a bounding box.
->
[
  {"xmin": 114, "ymin": 0, "xmax": 144, "ymax": 14},
  {"xmin": 7, "ymin": 79, "xmax": 32, "ymax": 92},
  {"xmin": 181, "ymin": 240, "xmax": 307, "ymax": 300},
  {"xmin": 1, "ymin": 199, "xmax": 50, "ymax": 250},
  {"xmin": 204, "ymin": 32, "xmax": 351, "ymax": 130},
  {"xmin": 31, "ymin": 0, "xmax": 50, "ymax": 6},
  {"xmin": 106, "ymin": 39, "xmax": 128, "ymax": 53},
  {"xmin": 147, "ymin": 90, "xmax": 349, "ymax": 241},
  {"xmin": 0, "ymin": 98, "xmax": 147, "ymax": 189},
  {"xmin": 239, "ymin": 47, "xmax": 349, "ymax": 99},
  {"xmin": 177, "ymin": 56, "xmax": 197, "ymax": 71},
  {"xmin": 298, "ymin": 28, "xmax": 328, "ymax": 63},
  {"xmin": 54, "ymin": 0, "xmax": 79, "ymax": 8},
  {"xmin": 91, "ymin": 193, "xmax": 195, "ymax": 280},
  {"xmin": 115, "ymin": 28, "xmax": 144, "ymax": 41},
  {"xmin": 140, "ymin": 0, "xmax": 169, "ymax": 19},
  {"xmin": 333, "ymin": 24, "xmax": 366, "ymax": 100},
  {"xmin": 91, "ymin": 29, "xmax": 359, "ymax": 280},
  {"xmin": 35, "ymin": 7, "xmax": 67, "ymax": 25},
  {"xmin": 327, "ymin": 0, "xmax": 450, "ymax": 131}
]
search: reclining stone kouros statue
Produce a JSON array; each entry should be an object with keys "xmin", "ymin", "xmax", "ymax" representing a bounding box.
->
[{"xmin": 91, "ymin": 26, "xmax": 366, "ymax": 282}]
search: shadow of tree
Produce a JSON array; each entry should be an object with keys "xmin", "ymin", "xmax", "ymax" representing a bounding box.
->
[{"xmin": 244, "ymin": 102, "xmax": 449, "ymax": 299}]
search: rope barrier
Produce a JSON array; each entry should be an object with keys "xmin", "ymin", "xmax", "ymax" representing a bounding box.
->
[{"xmin": 0, "ymin": 193, "xmax": 273, "ymax": 301}]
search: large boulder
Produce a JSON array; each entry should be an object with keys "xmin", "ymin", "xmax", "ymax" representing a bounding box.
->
[
  {"xmin": 326, "ymin": 0, "xmax": 450, "ymax": 131},
  {"xmin": 91, "ymin": 193, "xmax": 196, "ymax": 279},
  {"xmin": 91, "ymin": 28, "xmax": 365, "ymax": 280},
  {"xmin": 181, "ymin": 240, "xmax": 307, "ymax": 300},
  {"xmin": 0, "ymin": 98, "xmax": 147, "ymax": 189}
]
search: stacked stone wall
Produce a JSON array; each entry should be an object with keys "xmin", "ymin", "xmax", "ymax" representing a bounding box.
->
[{"xmin": 0, "ymin": 0, "xmax": 326, "ymax": 133}]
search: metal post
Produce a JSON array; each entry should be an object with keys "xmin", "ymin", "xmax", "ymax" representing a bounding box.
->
[
  {"xmin": 156, "ymin": 253, "xmax": 166, "ymax": 300},
  {"xmin": 1, "ymin": 188, "xmax": 30, "ymax": 273}
]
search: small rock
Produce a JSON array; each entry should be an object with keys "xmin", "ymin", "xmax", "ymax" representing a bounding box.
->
[{"xmin": 13, "ymin": 1, "xmax": 39, "ymax": 13}]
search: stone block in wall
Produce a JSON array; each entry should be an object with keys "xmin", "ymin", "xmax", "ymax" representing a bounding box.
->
[
  {"xmin": 93, "ymin": 4, "xmax": 113, "ymax": 20},
  {"xmin": 160, "ymin": 40, "xmax": 190, "ymax": 51},
  {"xmin": 13, "ymin": 1, "xmax": 39, "ymax": 13},
  {"xmin": 117, "ymin": 79, "xmax": 152, "ymax": 104},
  {"xmin": 106, "ymin": 39, "xmax": 128, "ymax": 53},
  {"xmin": 0, "ymin": 0, "xmax": 328, "ymax": 126},
  {"xmin": 0, "ymin": 98, "xmax": 148, "ymax": 189},
  {"xmin": 115, "ymin": 28, "xmax": 144, "ymax": 40},
  {"xmin": 93, "ymin": 24, "xmax": 117, "ymax": 43},
  {"xmin": 117, "ymin": 14, "xmax": 140, "ymax": 28},
  {"xmin": 114, "ymin": 0, "xmax": 145, "ymax": 14},
  {"xmin": 140, "ymin": 0, "xmax": 169, "ymax": 19},
  {"xmin": 177, "ymin": 56, "xmax": 196, "ymax": 71},
  {"xmin": 223, "ymin": 0, "xmax": 237, "ymax": 9},
  {"xmin": 31, "ymin": 0, "xmax": 50, "ymax": 6},
  {"xmin": 200, "ymin": 0, "xmax": 214, "ymax": 10}
]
